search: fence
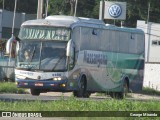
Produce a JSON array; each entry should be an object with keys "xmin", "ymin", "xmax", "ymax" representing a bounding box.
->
[{"xmin": 0, "ymin": 58, "xmax": 15, "ymax": 81}]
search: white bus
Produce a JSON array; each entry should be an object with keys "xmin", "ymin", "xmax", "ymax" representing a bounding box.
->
[{"xmin": 8, "ymin": 15, "xmax": 145, "ymax": 98}]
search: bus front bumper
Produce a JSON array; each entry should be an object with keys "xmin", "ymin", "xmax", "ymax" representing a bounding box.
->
[{"xmin": 15, "ymin": 79, "xmax": 68, "ymax": 91}]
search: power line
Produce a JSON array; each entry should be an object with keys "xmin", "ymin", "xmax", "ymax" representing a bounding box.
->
[
  {"xmin": 137, "ymin": 26, "xmax": 160, "ymax": 38},
  {"xmin": 145, "ymin": 33, "xmax": 160, "ymax": 38},
  {"xmin": 137, "ymin": 25, "xmax": 160, "ymax": 32}
]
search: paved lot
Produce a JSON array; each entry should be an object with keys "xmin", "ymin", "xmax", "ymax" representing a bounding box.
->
[{"xmin": 0, "ymin": 91, "xmax": 160, "ymax": 102}]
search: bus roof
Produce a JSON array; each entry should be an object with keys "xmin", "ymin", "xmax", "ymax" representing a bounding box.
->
[
  {"xmin": 105, "ymin": 24, "xmax": 144, "ymax": 34},
  {"xmin": 21, "ymin": 15, "xmax": 105, "ymax": 28},
  {"xmin": 21, "ymin": 15, "xmax": 144, "ymax": 34}
]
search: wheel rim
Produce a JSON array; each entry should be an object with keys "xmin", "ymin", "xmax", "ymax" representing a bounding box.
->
[{"xmin": 80, "ymin": 79, "xmax": 85, "ymax": 93}]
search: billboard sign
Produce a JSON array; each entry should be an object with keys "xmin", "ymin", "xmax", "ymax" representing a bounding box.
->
[{"xmin": 99, "ymin": 1, "xmax": 126, "ymax": 20}]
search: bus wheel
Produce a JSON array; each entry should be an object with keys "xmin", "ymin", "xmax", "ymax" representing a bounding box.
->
[
  {"xmin": 118, "ymin": 80, "xmax": 129, "ymax": 99},
  {"xmin": 75, "ymin": 76, "xmax": 90, "ymax": 98},
  {"xmin": 109, "ymin": 92, "xmax": 119, "ymax": 98},
  {"xmin": 78, "ymin": 77, "xmax": 86, "ymax": 97},
  {"xmin": 30, "ymin": 89, "xmax": 40, "ymax": 96},
  {"xmin": 73, "ymin": 91, "xmax": 78, "ymax": 97},
  {"xmin": 73, "ymin": 91, "xmax": 91, "ymax": 98},
  {"xmin": 84, "ymin": 92, "xmax": 91, "ymax": 98}
]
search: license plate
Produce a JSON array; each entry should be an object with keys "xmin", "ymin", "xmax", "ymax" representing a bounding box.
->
[{"xmin": 35, "ymin": 83, "xmax": 43, "ymax": 86}]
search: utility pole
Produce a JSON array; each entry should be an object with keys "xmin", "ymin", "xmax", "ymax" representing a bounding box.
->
[
  {"xmin": 37, "ymin": 0, "xmax": 43, "ymax": 19},
  {"xmin": 11, "ymin": 0, "xmax": 17, "ymax": 36},
  {"xmin": 99, "ymin": 0, "xmax": 105, "ymax": 20},
  {"xmin": 147, "ymin": 2, "xmax": 150, "ymax": 62},
  {"xmin": 74, "ymin": 0, "xmax": 78, "ymax": 16},
  {"xmin": 3, "ymin": 0, "xmax": 4, "ymax": 10},
  {"xmin": 70, "ymin": 0, "xmax": 76, "ymax": 16},
  {"xmin": 102, "ymin": 0, "xmax": 105, "ymax": 20},
  {"xmin": 6, "ymin": 0, "xmax": 17, "ymax": 71},
  {"xmin": 45, "ymin": 0, "xmax": 49, "ymax": 17}
]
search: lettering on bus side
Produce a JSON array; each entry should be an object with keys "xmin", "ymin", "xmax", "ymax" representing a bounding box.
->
[
  {"xmin": 83, "ymin": 51, "xmax": 107, "ymax": 65},
  {"xmin": 19, "ymin": 71, "xmax": 34, "ymax": 76}
]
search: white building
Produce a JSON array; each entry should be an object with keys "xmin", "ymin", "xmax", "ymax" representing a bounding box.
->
[
  {"xmin": 0, "ymin": 10, "xmax": 36, "ymax": 81},
  {"xmin": 137, "ymin": 20, "xmax": 160, "ymax": 91},
  {"xmin": 0, "ymin": 9, "xmax": 36, "ymax": 39},
  {"xmin": 137, "ymin": 20, "xmax": 160, "ymax": 63}
]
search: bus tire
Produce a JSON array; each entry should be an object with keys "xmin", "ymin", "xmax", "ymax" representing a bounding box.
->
[
  {"xmin": 83, "ymin": 91, "xmax": 91, "ymax": 98},
  {"xmin": 109, "ymin": 92, "xmax": 119, "ymax": 98},
  {"xmin": 73, "ymin": 91, "xmax": 91, "ymax": 98},
  {"xmin": 118, "ymin": 80, "xmax": 129, "ymax": 99},
  {"xmin": 73, "ymin": 91, "xmax": 78, "ymax": 97},
  {"xmin": 74, "ymin": 75, "xmax": 90, "ymax": 98},
  {"xmin": 30, "ymin": 89, "xmax": 40, "ymax": 96}
]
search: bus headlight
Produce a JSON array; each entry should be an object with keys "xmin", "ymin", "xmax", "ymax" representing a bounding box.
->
[
  {"xmin": 57, "ymin": 77, "xmax": 62, "ymax": 80},
  {"xmin": 53, "ymin": 77, "xmax": 62, "ymax": 81}
]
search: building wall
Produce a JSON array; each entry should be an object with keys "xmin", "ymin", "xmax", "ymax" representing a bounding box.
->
[
  {"xmin": 0, "ymin": 9, "xmax": 36, "ymax": 39},
  {"xmin": 144, "ymin": 63, "xmax": 160, "ymax": 91},
  {"xmin": 0, "ymin": 10, "xmax": 36, "ymax": 81},
  {"xmin": 137, "ymin": 20, "xmax": 160, "ymax": 63}
]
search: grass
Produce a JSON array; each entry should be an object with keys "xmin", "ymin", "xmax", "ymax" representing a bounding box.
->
[
  {"xmin": 0, "ymin": 82, "xmax": 28, "ymax": 94},
  {"xmin": 0, "ymin": 98, "xmax": 159, "ymax": 119},
  {"xmin": 0, "ymin": 97, "xmax": 159, "ymax": 111},
  {"xmin": 0, "ymin": 82, "xmax": 159, "ymax": 119}
]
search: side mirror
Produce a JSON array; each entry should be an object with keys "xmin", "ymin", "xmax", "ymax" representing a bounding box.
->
[
  {"xmin": 66, "ymin": 40, "xmax": 74, "ymax": 57},
  {"xmin": 66, "ymin": 40, "xmax": 75, "ymax": 69},
  {"xmin": 6, "ymin": 35, "xmax": 15, "ymax": 55},
  {"xmin": 6, "ymin": 35, "xmax": 19, "ymax": 58}
]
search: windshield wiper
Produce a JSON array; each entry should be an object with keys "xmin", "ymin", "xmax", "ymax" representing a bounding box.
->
[{"xmin": 51, "ymin": 53, "xmax": 65, "ymax": 71}]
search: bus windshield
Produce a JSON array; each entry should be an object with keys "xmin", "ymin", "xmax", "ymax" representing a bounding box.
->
[
  {"xmin": 18, "ymin": 26, "xmax": 71, "ymax": 41},
  {"xmin": 17, "ymin": 40, "xmax": 67, "ymax": 72}
]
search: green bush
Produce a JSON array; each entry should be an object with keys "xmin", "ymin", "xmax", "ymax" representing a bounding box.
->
[
  {"xmin": 0, "ymin": 82, "xmax": 28, "ymax": 94},
  {"xmin": 142, "ymin": 87, "xmax": 160, "ymax": 96}
]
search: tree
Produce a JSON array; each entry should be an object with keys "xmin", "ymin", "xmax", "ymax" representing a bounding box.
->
[
  {"xmin": 76, "ymin": 0, "xmax": 96, "ymax": 18},
  {"xmin": 1, "ymin": 0, "xmax": 160, "ymax": 27},
  {"xmin": 70, "ymin": 0, "xmax": 76, "ymax": 16},
  {"xmin": 48, "ymin": 0, "xmax": 70, "ymax": 15},
  {"xmin": 0, "ymin": 0, "xmax": 37, "ymax": 14}
]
